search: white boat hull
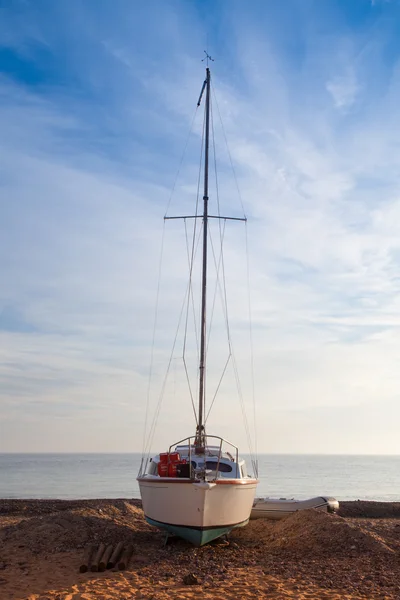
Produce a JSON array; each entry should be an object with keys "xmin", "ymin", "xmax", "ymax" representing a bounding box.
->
[
  {"xmin": 139, "ymin": 477, "xmax": 258, "ymax": 545},
  {"xmin": 251, "ymin": 496, "xmax": 339, "ymax": 520}
]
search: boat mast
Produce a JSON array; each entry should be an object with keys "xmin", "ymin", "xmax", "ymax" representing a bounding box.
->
[
  {"xmin": 165, "ymin": 55, "xmax": 217, "ymax": 451},
  {"xmin": 196, "ymin": 63, "xmax": 211, "ymax": 449},
  {"xmin": 164, "ymin": 53, "xmax": 247, "ymax": 454}
]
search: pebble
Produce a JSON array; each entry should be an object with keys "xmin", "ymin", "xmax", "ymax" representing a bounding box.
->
[{"xmin": 182, "ymin": 573, "xmax": 199, "ymax": 585}]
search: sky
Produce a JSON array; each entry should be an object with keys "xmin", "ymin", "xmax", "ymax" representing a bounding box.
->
[{"xmin": 1, "ymin": 0, "xmax": 400, "ymax": 455}]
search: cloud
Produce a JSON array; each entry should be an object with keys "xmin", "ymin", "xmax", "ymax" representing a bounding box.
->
[
  {"xmin": 1, "ymin": 0, "xmax": 400, "ymax": 454},
  {"xmin": 326, "ymin": 69, "xmax": 359, "ymax": 108},
  {"xmin": 370, "ymin": 0, "xmax": 393, "ymax": 6}
]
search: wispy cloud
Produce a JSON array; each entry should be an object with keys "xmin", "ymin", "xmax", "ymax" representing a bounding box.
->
[
  {"xmin": 326, "ymin": 69, "xmax": 359, "ymax": 108},
  {"xmin": 1, "ymin": 0, "xmax": 400, "ymax": 454}
]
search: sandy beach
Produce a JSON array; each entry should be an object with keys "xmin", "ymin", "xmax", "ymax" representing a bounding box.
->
[{"xmin": 1, "ymin": 499, "xmax": 400, "ymax": 600}]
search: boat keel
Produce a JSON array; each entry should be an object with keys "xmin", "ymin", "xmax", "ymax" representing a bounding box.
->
[{"xmin": 146, "ymin": 516, "xmax": 249, "ymax": 547}]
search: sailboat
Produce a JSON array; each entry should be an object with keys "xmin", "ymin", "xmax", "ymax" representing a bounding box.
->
[{"xmin": 138, "ymin": 58, "xmax": 258, "ymax": 547}]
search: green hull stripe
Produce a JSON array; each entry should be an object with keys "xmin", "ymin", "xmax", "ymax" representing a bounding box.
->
[{"xmin": 145, "ymin": 516, "xmax": 249, "ymax": 546}]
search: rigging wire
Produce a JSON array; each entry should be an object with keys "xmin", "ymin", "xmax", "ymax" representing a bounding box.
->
[
  {"xmin": 206, "ymin": 92, "xmax": 225, "ymax": 356},
  {"xmin": 181, "ymin": 105, "xmax": 207, "ymax": 424},
  {"xmin": 143, "ymin": 276, "xmax": 199, "ymax": 469},
  {"xmin": 164, "ymin": 105, "xmax": 199, "ymax": 218},
  {"xmin": 205, "ymin": 355, "xmax": 231, "ymax": 423},
  {"xmin": 140, "ymin": 103, "xmax": 200, "ymax": 472},
  {"xmin": 139, "ymin": 220, "xmax": 166, "ymax": 475},
  {"xmin": 245, "ymin": 220, "xmax": 259, "ymax": 477},
  {"xmin": 211, "ymin": 80, "xmax": 246, "ymax": 218},
  {"xmin": 210, "ymin": 79, "xmax": 258, "ymax": 473},
  {"xmin": 204, "ymin": 232, "xmax": 235, "ymax": 433},
  {"xmin": 199, "ymin": 91, "xmax": 209, "ymax": 426},
  {"xmin": 184, "ymin": 105, "xmax": 206, "ymax": 368},
  {"xmin": 205, "ymin": 223, "xmax": 256, "ymax": 469},
  {"xmin": 143, "ymin": 98, "xmax": 208, "ymax": 466},
  {"xmin": 205, "ymin": 221, "xmax": 227, "ymax": 357},
  {"xmin": 182, "ymin": 218, "xmax": 201, "ymax": 422},
  {"xmin": 231, "ymin": 349, "xmax": 257, "ymax": 472},
  {"xmin": 204, "ymin": 225, "xmax": 227, "ymax": 422},
  {"xmin": 203, "ymin": 93, "xmax": 227, "ymax": 419},
  {"xmin": 210, "ymin": 90, "xmax": 222, "ymax": 219}
]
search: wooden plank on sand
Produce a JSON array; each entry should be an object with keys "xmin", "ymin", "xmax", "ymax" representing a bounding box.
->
[
  {"xmin": 118, "ymin": 544, "xmax": 134, "ymax": 571},
  {"xmin": 79, "ymin": 544, "xmax": 95, "ymax": 573},
  {"xmin": 91, "ymin": 543, "xmax": 106, "ymax": 572},
  {"xmin": 107, "ymin": 541, "xmax": 124, "ymax": 569},
  {"xmin": 99, "ymin": 544, "xmax": 114, "ymax": 572}
]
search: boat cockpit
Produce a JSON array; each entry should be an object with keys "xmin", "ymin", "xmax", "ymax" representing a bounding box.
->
[{"xmin": 143, "ymin": 435, "xmax": 250, "ymax": 481}]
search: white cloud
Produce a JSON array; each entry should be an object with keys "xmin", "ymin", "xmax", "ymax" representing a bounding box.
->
[
  {"xmin": 326, "ymin": 70, "xmax": 359, "ymax": 108},
  {"xmin": 1, "ymin": 2, "xmax": 400, "ymax": 455}
]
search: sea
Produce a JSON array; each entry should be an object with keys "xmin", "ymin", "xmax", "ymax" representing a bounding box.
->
[{"xmin": 0, "ymin": 453, "xmax": 399, "ymax": 502}]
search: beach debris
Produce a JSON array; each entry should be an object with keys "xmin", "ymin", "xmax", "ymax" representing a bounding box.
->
[
  {"xmin": 91, "ymin": 542, "xmax": 106, "ymax": 572},
  {"xmin": 118, "ymin": 544, "xmax": 134, "ymax": 570},
  {"xmin": 99, "ymin": 543, "xmax": 114, "ymax": 572},
  {"xmin": 79, "ymin": 542, "xmax": 134, "ymax": 573},
  {"xmin": 183, "ymin": 573, "xmax": 199, "ymax": 585},
  {"xmin": 79, "ymin": 544, "xmax": 95, "ymax": 573},
  {"xmin": 107, "ymin": 541, "xmax": 124, "ymax": 569}
]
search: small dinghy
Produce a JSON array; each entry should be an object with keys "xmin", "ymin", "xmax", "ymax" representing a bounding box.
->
[{"xmin": 251, "ymin": 496, "xmax": 339, "ymax": 520}]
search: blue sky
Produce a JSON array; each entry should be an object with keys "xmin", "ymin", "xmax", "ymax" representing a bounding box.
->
[{"xmin": 1, "ymin": 0, "xmax": 400, "ymax": 454}]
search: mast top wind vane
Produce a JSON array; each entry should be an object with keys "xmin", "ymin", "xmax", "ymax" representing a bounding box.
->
[{"xmin": 202, "ymin": 50, "xmax": 214, "ymax": 66}]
